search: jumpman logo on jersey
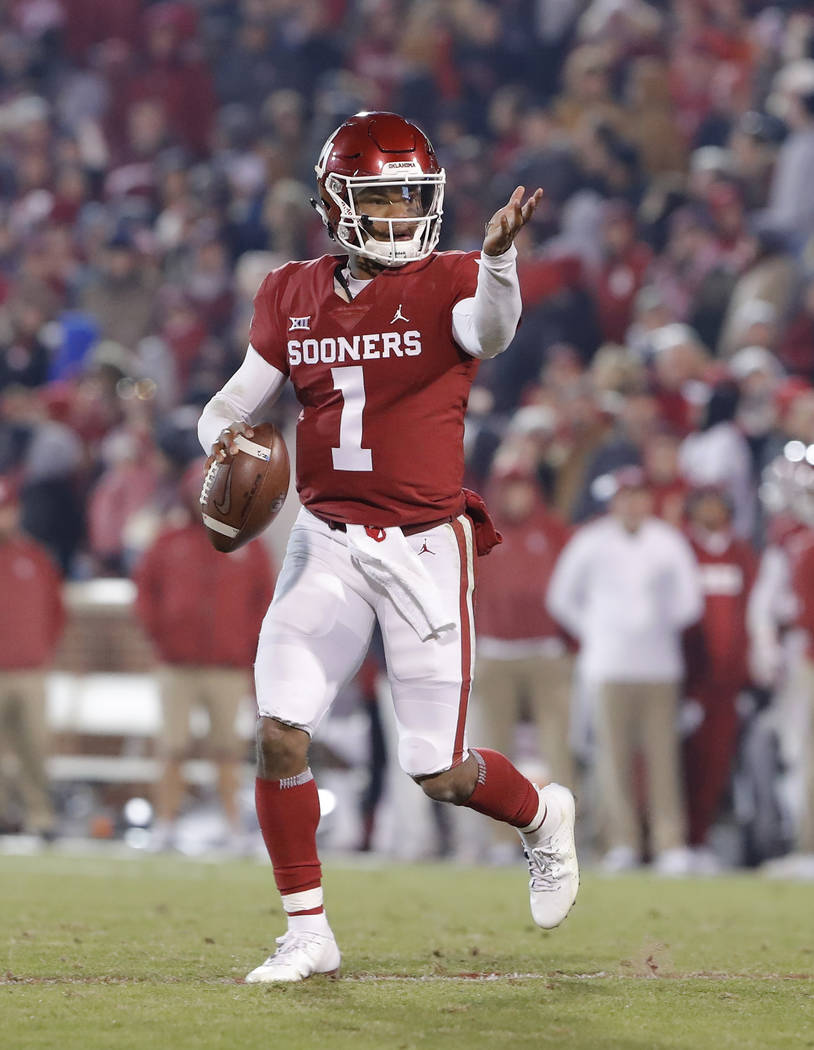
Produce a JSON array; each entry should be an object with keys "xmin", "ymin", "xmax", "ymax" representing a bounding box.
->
[
  {"xmin": 418, "ymin": 539, "xmax": 435, "ymax": 555},
  {"xmin": 390, "ymin": 304, "xmax": 410, "ymax": 324},
  {"xmin": 365, "ymin": 526, "xmax": 387, "ymax": 542}
]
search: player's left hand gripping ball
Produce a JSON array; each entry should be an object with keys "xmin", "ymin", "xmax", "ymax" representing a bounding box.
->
[{"xmin": 200, "ymin": 422, "xmax": 290, "ymax": 552}]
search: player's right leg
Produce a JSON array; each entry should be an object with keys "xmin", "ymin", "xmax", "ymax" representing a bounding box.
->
[{"xmin": 247, "ymin": 512, "xmax": 376, "ymax": 983}]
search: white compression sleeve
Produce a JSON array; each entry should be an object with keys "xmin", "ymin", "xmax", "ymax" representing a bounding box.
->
[
  {"xmin": 197, "ymin": 344, "xmax": 288, "ymax": 452},
  {"xmin": 451, "ymin": 243, "xmax": 522, "ymax": 360}
]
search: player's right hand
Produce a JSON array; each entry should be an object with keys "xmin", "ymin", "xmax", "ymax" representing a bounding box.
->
[{"xmin": 205, "ymin": 421, "xmax": 255, "ymax": 470}]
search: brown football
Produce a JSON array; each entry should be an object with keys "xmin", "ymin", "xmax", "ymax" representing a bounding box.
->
[{"xmin": 200, "ymin": 422, "xmax": 290, "ymax": 552}]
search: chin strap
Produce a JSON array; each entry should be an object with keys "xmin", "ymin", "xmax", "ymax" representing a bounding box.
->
[{"xmin": 310, "ymin": 197, "xmax": 335, "ymax": 240}]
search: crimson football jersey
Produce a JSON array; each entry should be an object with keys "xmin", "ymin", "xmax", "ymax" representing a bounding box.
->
[
  {"xmin": 684, "ymin": 532, "xmax": 757, "ymax": 689},
  {"xmin": 249, "ymin": 250, "xmax": 481, "ymax": 527}
]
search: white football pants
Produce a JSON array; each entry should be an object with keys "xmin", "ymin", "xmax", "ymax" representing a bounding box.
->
[{"xmin": 254, "ymin": 507, "xmax": 476, "ymax": 777}]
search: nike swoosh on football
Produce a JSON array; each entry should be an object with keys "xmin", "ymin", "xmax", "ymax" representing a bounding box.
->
[{"xmin": 213, "ymin": 466, "xmax": 232, "ymax": 515}]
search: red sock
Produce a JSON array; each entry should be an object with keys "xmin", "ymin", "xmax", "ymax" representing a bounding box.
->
[
  {"xmin": 255, "ymin": 771, "xmax": 322, "ymax": 911},
  {"xmin": 462, "ymin": 749, "xmax": 541, "ymax": 828}
]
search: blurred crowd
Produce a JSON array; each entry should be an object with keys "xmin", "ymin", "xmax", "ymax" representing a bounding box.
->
[
  {"xmin": 2, "ymin": 0, "xmax": 814, "ymax": 871},
  {"xmin": 2, "ymin": 0, "xmax": 814, "ymax": 571}
]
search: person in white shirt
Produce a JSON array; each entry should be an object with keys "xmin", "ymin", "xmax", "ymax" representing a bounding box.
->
[{"xmin": 547, "ymin": 467, "xmax": 703, "ymax": 873}]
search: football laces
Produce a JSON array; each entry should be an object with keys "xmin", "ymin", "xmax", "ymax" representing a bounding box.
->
[{"xmin": 200, "ymin": 458, "xmax": 221, "ymax": 507}]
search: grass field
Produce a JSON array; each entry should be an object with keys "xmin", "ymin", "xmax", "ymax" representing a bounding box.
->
[{"xmin": 2, "ymin": 850, "xmax": 813, "ymax": 1050}]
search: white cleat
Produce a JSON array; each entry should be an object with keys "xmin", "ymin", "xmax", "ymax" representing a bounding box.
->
[
  {"xmin": 519, "ymin": 783, "xmax": 579, "ymax": 930},
  {"xmin": 244, "ymin": 929, "xmax": 341, "ymax": 984}
]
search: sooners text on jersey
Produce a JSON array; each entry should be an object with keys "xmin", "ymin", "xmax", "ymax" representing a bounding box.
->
[{"xmin": 249, "ymin": 251, "xmax": 480, "ymax": 527}]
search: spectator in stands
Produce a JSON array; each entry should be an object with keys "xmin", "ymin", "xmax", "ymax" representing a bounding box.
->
[
  {"xmin": 760, "ymin": 378, "xmax": 814, "ymax": 474},
  {"xmin": 778, "ymin": 275, "xmax": 814, "ymax": 379},
  {"xmin": 121, "ymin": 1, "xmax": 216, "ymax": 159},
  {"xmin": 728, "ymin": 110, "xmax": 785, "ymax": 211},
  {"xmin": 505, "ymin": 106, "xmax": 583, "ymax": 211},
  {"xmin": 1, "ymin": 385, "xmax": 84, "ymax": 573},
  {"xmin": 625, "ymin": 57, "xmax": 687, "ymax": 177},
  {"xmin": 725, "ymin": 299, "xmax": 781, "ymax": 361},
  {"xmin": 575, "ymin": 391, "xmax": 660, "ymax": 520},
  {"xmin": 646, "ymin": 205, "xmax": 721, "ymax": 325},
  {"xmin": 134, "ymin": 462, "xmax": 275, "ymax": 852},
  {"xmin": 642, "ymin": 426, "xmax": 690, "ymax": 530},
  {"xmin": 0, "ymin": 297, "xmax": 51, "ymax": 391},
  {"xmin": 87, "ymin": 425, "xmax": 161, "ymax": 576},
  {"xmin": 682, "ymin": 487, "xmax": 757, "ymax": 862},
  {"xmin": 553, "ymin": 44, "xmax": 625, "ymax": 136},
  {"xmin": 717, "ymin": 229, "xmax": 797, "ymax": 359},
  {"xmin": 649, "ymin": 323, "xmax": 712, "ymax": 435},
  {"xmin": 213, "ymin": 14, "xmax": 287, "ymax": 109},
  {"xmin": 763, "ymin": 60, "xmax": 814, "ymax": 244},
  {"xmin": 592, "ymin": 200, "xmax": 653, "ymax": 344},
  {"xmin": 680, "ymin": 381, "xmax": 757, "ymax": 539},
  {"xmin": 472, "ymin": 455, "xmax": 575, "ymax": 860},
  {"xmin": 625, "ymin": 285, "xmax": 677, "ymax": 359},
  {"xmin": 704, "ymin": 180, "xmax": 753, "ymax": 275},
  {"xmin": 547, "ymin": 467, "xmax": 703, "ymax": 873},
  {"xmin": 79, "ymin": 231, "xmax": 160, "ymax": 351},
  {"xmin": 0, "ymin": 475, "xmax": 64, "ymax": 837},
  {"xmin": 729, "ymin": 345, "xmax": 784, "ymax": 470}
]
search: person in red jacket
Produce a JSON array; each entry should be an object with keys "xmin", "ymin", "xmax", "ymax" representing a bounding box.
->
[
  {"xmin": 682, "ymin": 486, "xmax": 757, "ymax": 853},
  {"xmin": 134, "ymin": 463, "xmax": 275, "ymax": 850},
  {"xmin": 473, "ymin": 458, "xmax": 574, "ymax": 858},
  {"xmin": 0, "ymin": 476, "xmax": 64, "ymax": 837},
  {"xmin": 592, "ymin": 200, "xmax": 653, "ymax": 344}
]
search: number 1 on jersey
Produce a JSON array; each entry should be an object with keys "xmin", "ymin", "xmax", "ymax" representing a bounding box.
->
[{"xmin": 331, "ymin": 366, "xmax": 373, "ymax": 471}]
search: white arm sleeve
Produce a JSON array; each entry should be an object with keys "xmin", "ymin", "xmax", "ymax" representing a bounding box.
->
[
  {"xmin": 197, "ymin": 344, "xmax": 288, "ymax": 452},
  {"xmin": 451, "ymin": 243, "xmax": 522, "ymax": 360}
]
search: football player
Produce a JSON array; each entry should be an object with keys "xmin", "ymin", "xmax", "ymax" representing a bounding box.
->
[{"xmin": 198, "ymin": 112, "xmax": 578, "ymax": 982}]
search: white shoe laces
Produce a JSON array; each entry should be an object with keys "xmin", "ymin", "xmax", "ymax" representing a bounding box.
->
[
  {"xmin": 264, "ymin": 930, "xmax": 327, "ymax": 963},
  {"xmin": 525, "ymin": 844, "xmax": 562, "ymax": 890}
]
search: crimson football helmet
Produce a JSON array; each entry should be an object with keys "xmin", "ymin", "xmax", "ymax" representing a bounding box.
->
[{"xmin": 312, "ymin": 111, "xmax": 445, "ymax": 267}]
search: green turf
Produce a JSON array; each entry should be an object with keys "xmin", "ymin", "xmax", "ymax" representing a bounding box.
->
[{"xmin": 2, "ymin": 852, "xmax": 813, "ymax": 1050}]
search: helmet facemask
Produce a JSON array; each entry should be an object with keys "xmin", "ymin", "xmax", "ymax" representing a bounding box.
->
[{"xmin": 316, "ymin": 163, "xmax": 445, "ymax": 267}]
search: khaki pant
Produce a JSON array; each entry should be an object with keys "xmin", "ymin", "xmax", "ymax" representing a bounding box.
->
[
  {"xmin": 0, "ymin": 670, "xmax": 55, "ymax": 833},
  {"xmin": 795, "ymin": 659, "xmax": 814, "ymax": 853},
  {"xmin": 157, "ymin": 666, "xmax": 249, "ymax": 759},
  {"xmin": 595, "ymin": 679, "xmax": 686, "ymax": 856},
  {"xmin": 473, "ymin": 652, "xmax": 575, "ymax": 845}
]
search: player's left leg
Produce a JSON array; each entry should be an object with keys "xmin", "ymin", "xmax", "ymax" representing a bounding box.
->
[{"xmin": 380, "ymin": 516, "xmax": 578, "ymax": 929}]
